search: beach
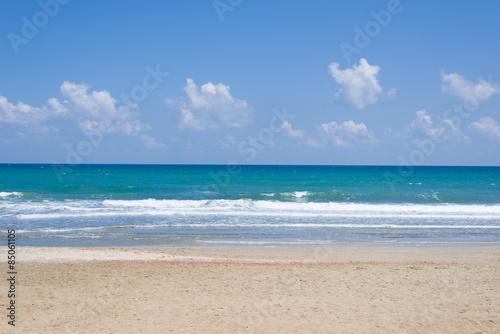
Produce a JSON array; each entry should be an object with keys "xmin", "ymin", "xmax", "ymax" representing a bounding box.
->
[
  {"xmin": 2, "ymin": 0, "xmax": 500, "ymax": 331},
  {"xmin": 4, "ymin": 246, "xmax": 499, "ymax": 333}
]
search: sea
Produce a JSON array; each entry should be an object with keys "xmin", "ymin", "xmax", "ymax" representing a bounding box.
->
[{"xmin": 0, "ymin": 164, "xmax": 499, "ymax": 247}]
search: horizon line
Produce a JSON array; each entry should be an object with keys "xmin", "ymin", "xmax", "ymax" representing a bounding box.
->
[{"xmin": 1, "ymin": 163, "xmax": 499, "ymax": 168}]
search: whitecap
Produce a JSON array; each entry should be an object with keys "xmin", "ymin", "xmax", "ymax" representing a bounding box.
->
[
  {"xmin": 8, "ymin": 199, "xmax": 500, "ymax": 221},
  {"xmin": 0, "ymin": 192, "xmax": 23, "ymax": 199}
]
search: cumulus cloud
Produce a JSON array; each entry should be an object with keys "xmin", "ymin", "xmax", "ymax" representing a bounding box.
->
[
  {"xmin": 179, "ymin": 108, "xmax": 208, "ymax": 131},
  {"xmin": 328, "ymin": 58, "xmax": 395, "ymax": 109},
  {"xmin": 281, "ymin": 121, "xmax": 304, "ymax": 138},
  {"xmin": 46, "ymin": 97, "xmax": 68, "ymax": 115},
  {"xmin": 0, "ymin": 81, "xmax": 162, "ymax": 149},
  {"xmin": 409, "ymin": 110, "xmax": 442, "ymax": 138},
  {"xmin": 59, "ymin": 81, "xmax": 137, "ymax": 121},
  {"xmin": 0, "ymin": 95, "xmax": 65, "ymax": 125},
  {"xmin": 408, "ymin": 109, "xmax": 467, "ymax": 142},
  {"xmin": 319, "ymin": 120, "xmax": 373, "ymax": 146},
  {"xmin": 469, "ymin": 117, "xmax": 500, "ymax": 141},
  {"xmin": 440, "ymin": 71, "xmax": 500, "ymax": 101},
  {"xmin": 58, "ymin": 81, "xmax": 152, "ymax": 136},
  {"xmin": 0, "ymin": 81, "xmax": 140, "ymax": 128},
  {"xmin": 170, "ymin": 78, "xmax": 252, "ymax": 131}
]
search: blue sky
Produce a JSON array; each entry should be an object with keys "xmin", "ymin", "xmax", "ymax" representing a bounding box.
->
[{"xmin": 1, "ymin": 0, "xmax": 500, "ymax": 165}]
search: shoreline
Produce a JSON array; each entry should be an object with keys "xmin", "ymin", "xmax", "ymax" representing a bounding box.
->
[{"xmin": 16, "ymin": 244, "xmax": 500, "ymax": 263}]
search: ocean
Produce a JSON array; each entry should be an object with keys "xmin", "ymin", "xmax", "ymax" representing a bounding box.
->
[{"xmin": 1, "ymin": 164, "xmax": 499, "ymax": 247}]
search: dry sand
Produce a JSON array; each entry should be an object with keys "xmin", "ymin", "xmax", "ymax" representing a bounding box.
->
[{"xmin": 2, "ymin": 246, "xmax": 499, "ymax": 333}]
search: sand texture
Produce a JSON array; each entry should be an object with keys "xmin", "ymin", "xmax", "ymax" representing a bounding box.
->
[{"xmin": 1, "ymin": 246, "xmax": 499, "ymax": 333}]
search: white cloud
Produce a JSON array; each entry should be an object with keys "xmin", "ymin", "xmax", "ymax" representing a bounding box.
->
[
  {"xmin": 171, "ymin": 78, "xmax": 252, "ymax": 131},
  {"xmin": 440, "ymin": 71, "xmax": 500, "ymax": 101},
  {"xmin": 409, "ymin": 110, "xmax": 441, "ymax": 137},
  {"xmin": 141, "ymin": 134, "xmax": 167, "ymax": 149},
  {"xmin": 46, "ymin": 97, "xmax": 68, "ymax": 115},
  {"xmin": 78, "ymin": 119, "xmax": 150, "ymax": 137},
  {"xmin": 469, "ymin": 117, "xmax": 500, "ymax": 141},
  {"xmin": 59, "ymin": 81, "xmax": 148, "ymax": 136},
  {"xmin": 301, "ymin": 136, "xmax": 323, "ymax": 148},
  {"xmin": 179, "ymin": 108, "xmax": 211, "ymax": 131},
  {"xmin": 320, "ymin": 120, "xmax": 373, "ymax": 146},
  {"xmin": 117, "ymin": 120, "xmax": 151, "ymax": 136},
  {"xmin": 60, "ymin": 81, "xmax": 118, "ymax": 119},
  {"xmin": 0, "ymin": 95, "xmax": 64, "ymax": 125},
  {"xmin": 78, "ymin": 120, "xmax": 100, "ymax": 133},
  {"xmin": 59, "ymin": 81, "xmax": 153, "ymax": 138},
  {"xmin": 386, "ymin": 88, "xmax": 397, "ymax": 99},
  {"xmin": 328, "ymin": 58, "xmax": 394, "ymax": 109},
  {"xmin": 408, "ymin": 109, "xmax": 467, "ymax": 142},
  {"xmin": 281, "ymin": 121, "xmax": 304, "ymax": 138},
  {"xmin": 0, "ymin": 81, "xmax": 163, "ymax": 147}
]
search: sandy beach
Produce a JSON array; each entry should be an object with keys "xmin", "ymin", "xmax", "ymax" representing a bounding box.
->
[{"xmin": 2, "ymin": 246, "xmax": 499, "ymax": 333}]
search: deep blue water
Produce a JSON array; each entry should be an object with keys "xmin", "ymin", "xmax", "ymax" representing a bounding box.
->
[{"xmin": 1, "ymin": 164, "xmax": 499, "ymax": 246}]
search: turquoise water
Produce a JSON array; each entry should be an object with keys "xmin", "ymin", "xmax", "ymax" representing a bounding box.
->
[{"xmin": 1, "ymin": 164, "xmax": 499, "ymax": 246}]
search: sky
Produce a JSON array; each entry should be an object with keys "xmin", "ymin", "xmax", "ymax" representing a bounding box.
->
[{"xmin": 1, "ymin": 0, "xmax": 500, "ymax": 165}]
